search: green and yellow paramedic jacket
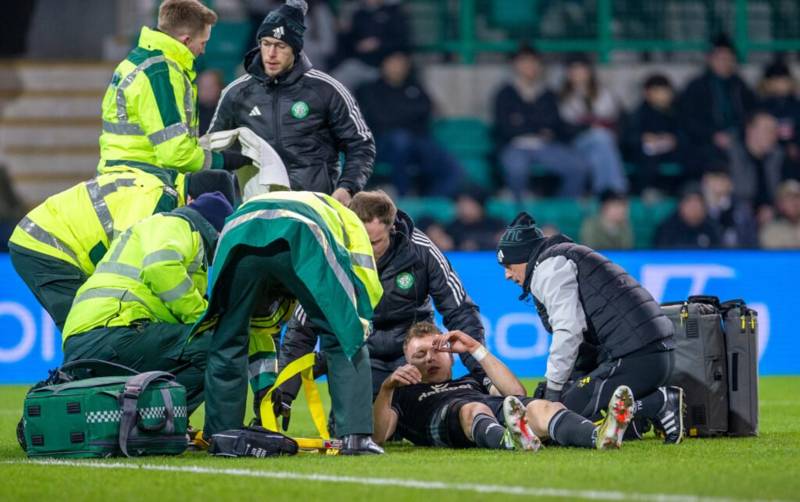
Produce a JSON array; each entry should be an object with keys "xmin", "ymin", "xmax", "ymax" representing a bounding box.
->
[
  {"xmin": 98, "ymin": 27, "xmax": 217, "ymax": 175},
  {"xmin": 194, "ymin": 191, "xmax": 383, "ymax": 394},
  {"xmin": 62, "ymin": 207, "xmax": 217, "ymax": 342},
  {"xmin": 9, "ymin": 169, "xmax": 186, "ymax": 276}
]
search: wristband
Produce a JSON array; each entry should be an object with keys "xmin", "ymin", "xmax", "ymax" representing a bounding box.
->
[{"xmin": 470, "ymin": 344, "xmax": 489, "ymax": 362}]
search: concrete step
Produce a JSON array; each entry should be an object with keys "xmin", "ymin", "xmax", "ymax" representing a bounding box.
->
[
  {"xmin": 0, "ymin": 61, "xmax": 113, "ymax": 92},
  {"xmin": 0, "ymin": 95, "xmax": 100, "ymax": 119},
  {"xmin": 0, "ymin": 124, "xmax": 99, "ymax": 148},
  {"xmin": 5, "ymin": 153, "xmax": 96, "ymax": 205}
]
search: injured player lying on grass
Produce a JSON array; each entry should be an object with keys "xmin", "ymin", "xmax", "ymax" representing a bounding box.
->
[{"xmin": 373, "ymin": 322, "xmax": 635, "ymax": 450}]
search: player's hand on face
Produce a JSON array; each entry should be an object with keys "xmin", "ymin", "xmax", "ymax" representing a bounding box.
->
[
  {"xmin": 385, "ymin": 364, "xmax": 422, "ymax": 389},
  {"xmin": 433, "ymin": 330, "xmax": 478, "ymax": 354}
]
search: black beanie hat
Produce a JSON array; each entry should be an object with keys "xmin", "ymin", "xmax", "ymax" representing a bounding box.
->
[
  {"xmin": 257, "ymin": 0, "xmax": 307, "ymax": 55},
  {"xmin": 187, "ymin": 170, "xmax": 237, "ymax": 207},
  {"xmin": 496, "ymin": 212, "xmax": 546, "ymax": 265}
]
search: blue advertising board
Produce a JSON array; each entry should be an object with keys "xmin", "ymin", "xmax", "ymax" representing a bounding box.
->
[{"xmin": 0, "ymin": 250, "xmax": 798, "ymax": 383}]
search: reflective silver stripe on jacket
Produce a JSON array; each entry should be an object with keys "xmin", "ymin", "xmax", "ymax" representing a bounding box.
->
[
  {"xmin": 102, "ymin": 120, "xmax": 144, "ymax": 135},
  {"xmin": 115, "ymin": 55, "xmax": 166, "ymax": 122},
  {"xmin": 248, "ymin": 357, "xmax": 278, "ymax": 380},
  {"xmin": 187, "ymin": 241, "xmax": 204, "ymax": 275},
  {"xmin": 95, "ymin": 261, "xmax": 141, "ymax": 280},
  {"xmin": 148, "ymin": 123, "xmax": 189, "ymax": 145},
  {"xmin": 142, "ymin": 249, "xmax": 183, "ymax": 267},
  {"xmin": 219, "ymin": 208, "xmax": 357, "ymax": 306},
  {"xmin": 16, "ymin": 217, "xmax": 80, "ymax": 264},
  {"xmin": 165, "ymin": 59, "xmax": 195, "ymax": 134},
  {"xmin": 108, "ymin": 229, "xmax": 134, "ymax": 262},
  {"xmin": 350, "ymin": 252, "xmax": 375, "ymax": 270},
  {"xmin": 74, "ymin": 287, "xmax": 147, "ymax": 307},
  {"xmin": 158, "ymin": 276, "xmax": 194, "ymax": 303},
  {"xmin": 86, "ymin": 178, "xmax": 132, "ymax": 245}
]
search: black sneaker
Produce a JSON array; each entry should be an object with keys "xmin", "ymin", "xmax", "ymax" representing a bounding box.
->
[
  {"xmin": 652, "ymin": 386, "xmax": 685, "ymax": 444},
  {"xmin": 339, "ymin": 434, "xmax": 385, "ymax": 455}
]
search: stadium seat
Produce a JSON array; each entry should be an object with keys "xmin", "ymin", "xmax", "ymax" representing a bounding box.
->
[
  {"xmin": 489, "ymin": 0, "xmax": 538, "ymax": 34},
  {"xmin": 630, "ymin": 197, "xmax": 677, "ymax": 248},
  {"xmin": 397, "ymin": 197, "xmax": 456, "ymax": 225},
  {"xmin": 199, "ymin": 21, "xmax": 250, "ymax": 82},
  {"xmin": 433, "ymin": 118, "xmax": 492, "ymax": 157}
]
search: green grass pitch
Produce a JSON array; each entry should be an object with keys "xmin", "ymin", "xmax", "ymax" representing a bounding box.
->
[{"xmin": 0, "ymin": 377, "xmax": 798, "ymax": 501}]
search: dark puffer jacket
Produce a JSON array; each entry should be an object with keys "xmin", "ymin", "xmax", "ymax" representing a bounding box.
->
[
  {"xmin": 208, "ymin": 50, "xmax": 375, "ymax": 194},
  {"xmin": 523, "ymin": 236, "xmax": 674, "ymax": 387}
]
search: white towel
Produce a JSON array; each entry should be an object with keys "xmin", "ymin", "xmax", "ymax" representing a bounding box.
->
[{"xmin": 200, "ymin": 127, "xmax": 291, "ymax": 201}]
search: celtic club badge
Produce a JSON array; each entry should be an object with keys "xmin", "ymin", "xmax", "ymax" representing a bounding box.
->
[
  {"xmin": 396, "ymin": 272, "xmax": 415, "ymax": 290},
  {"xmin": 291, "ymin": 101, "xmax": 309, "ymax": 119}
]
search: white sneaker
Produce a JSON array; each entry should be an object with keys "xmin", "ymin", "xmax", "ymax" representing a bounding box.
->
[
  {"xmin": 595, "ymin": 385, "xmax": 635, "ymax": 450},
  {"xmin": 502, "ymin": 396, "xmax": 542, "ymax": 452}
]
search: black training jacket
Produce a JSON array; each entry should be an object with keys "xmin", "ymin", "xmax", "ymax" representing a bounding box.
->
[
  {"xmin": 279, "ymin": 211, "xmax": 486, "ymax": 394},
  {"xmin": 208, "ymin": 49, "xmax": 375, "ymax": 194}
]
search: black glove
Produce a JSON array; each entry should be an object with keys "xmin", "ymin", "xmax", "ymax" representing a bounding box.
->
[
  {"xmin": 253, "ymin": 386, "xmax": 294, "ymax": 431},
  {"xmin": 221, "ymin": 149, "xmax": 251, "ymax": 171},
  {"xmin": 272, "ymin": 387, "xmax": 293, "ymax": 431},
  {"xmin": 532, "ymin": 380, "xmax": 547, "ymax": 400}
]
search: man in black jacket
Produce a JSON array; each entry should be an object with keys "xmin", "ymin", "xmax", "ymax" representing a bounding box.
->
[
  {"xmin": 678, "ymin": 34, "xmax": 756, "ymax": 171},
  {"xmin": 208, "ymin": 0, "xmax": 375, "ymax": 205},
  {"xmin": 356, "ymin": 51, "xmax": 462, "ymax": 197},
  {"xmin": 276, "ymin": 191, "xmax": 487, "ymax": 423},
  {"xmin": 496, "ymin": 212, "xmax": 685, "ymax": 444},
  {"xmin": 493, "ymin": 45, "xmax": 589, "ymax": 200}
]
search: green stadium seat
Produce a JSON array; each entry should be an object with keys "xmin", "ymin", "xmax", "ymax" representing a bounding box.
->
[
  {"xmin": 458, "ymin": 156, "xmax": 493, "ymax": 187},
  {"xmin": 433, "ymin": 118, "xmax": 492, "ymax": 156},
  {"xmin": 489, "ymin": 0, "xmax": 538, "ymax": 32},
  {"xmin": 199, "ymin": 21, "xmax": 251, "ymax": 82},
  {"xmin": 397, "ymin": 197, "xmax": 456, "ymax": 225},
  {"xmin": 630, "ymin": 197, "xmax": 676, "ymax": 248}
]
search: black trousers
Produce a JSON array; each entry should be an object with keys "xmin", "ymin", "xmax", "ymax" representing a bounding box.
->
[{"xmin": 561, "ymin": 348, "xmax": 674, "ymax": 420}]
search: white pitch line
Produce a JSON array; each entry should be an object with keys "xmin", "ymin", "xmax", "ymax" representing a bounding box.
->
[{"xmin": 2, "ymin": 459, "xmax": 793, "ymax": 502}]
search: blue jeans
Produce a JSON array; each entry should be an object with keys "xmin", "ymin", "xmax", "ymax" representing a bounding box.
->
[
  {"xmin": 500, "ymin": 142, "xmax": 590, "ymax": 199},
  {"xmin": 377, "ymin": 130, "xmax": 463, "ymax": 197},
  {"xmin": 572, "ymin": 127, "xmax": 629, "ymax": 194}
]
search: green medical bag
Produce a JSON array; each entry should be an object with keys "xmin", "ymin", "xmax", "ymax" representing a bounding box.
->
[{"xmin": 21, "ymin": 360, "xmax": 189, "ymax": 458}]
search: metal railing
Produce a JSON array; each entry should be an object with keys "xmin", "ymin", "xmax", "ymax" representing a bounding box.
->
[{"xmin": 403, "ymin": 0, "xmax": 800, "ymax": 63}]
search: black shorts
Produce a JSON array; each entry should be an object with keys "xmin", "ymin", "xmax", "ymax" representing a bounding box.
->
[{"xmin": 429, "ymin": 396, "xmax": 535, "ymax": 448}]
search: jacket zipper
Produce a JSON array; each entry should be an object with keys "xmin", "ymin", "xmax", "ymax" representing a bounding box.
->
[{"xmin": 272, "ymin": 84, "xmax": 283, "ymax": 153}]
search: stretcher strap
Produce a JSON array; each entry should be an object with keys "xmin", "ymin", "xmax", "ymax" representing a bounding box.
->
[{"xmin": 260, "ymin": 353, "xmax": 329, "ymax": 440}]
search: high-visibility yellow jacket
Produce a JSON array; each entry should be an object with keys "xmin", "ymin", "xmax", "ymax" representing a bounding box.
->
[
  {"xmin": 97, "ymin": 27, "xmax": 217, "ymax": 175},
  {"xmin": 62, "ymin": 207, "xmax": 216, "ymax": 342},
  {"xmin": 9, "ymin": 169, "xmax": 186, "ymax": 275},
  {"xmin": 196, "ymin": 191, "xmax": 383, "ymax": 394}
]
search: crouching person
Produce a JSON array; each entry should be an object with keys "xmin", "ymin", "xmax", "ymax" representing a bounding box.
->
[
  {"xmin": 61, "ymin": 192, "xmax": 233, "ymax": 414},
  {"xmin": 192, "ymin": 191, "xmax": 385, "ymax": 455},
  {"xmin": 373, "ymin": 322, "xmax": 635, "ymax": 450}
]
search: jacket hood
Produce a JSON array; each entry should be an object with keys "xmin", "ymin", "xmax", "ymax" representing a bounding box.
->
[
  {"xmin": 378, "ymin": 210, "xmax": 417, "ymax": 274},
  {"xmin": 244, "ymin": 47, "xmax": 313, "ymax": 86},
  {"xmin": 171, "ymin": 206, "xmax": 220, "ymax": 261},
  {"xmin": 519, "ymin": 233, "xmax": 574, "ymax": 299}
]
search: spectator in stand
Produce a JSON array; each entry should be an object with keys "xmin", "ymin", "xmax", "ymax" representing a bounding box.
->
[
  {"xmin": 417, "ymin": 217, "xmax": 454, "ymax": 252},
  {"xmin": 558, "ymin": 53, "xmax": 628, "ymax": 195},
  {"xmin": 679, "ymin": 34, "xmax": 757, "ymax": 171},
  {"xmin": 332, "ymin": 0, "xmax": 410, "ymax": 90},
  {"xmin": 759, "ymin": 58, "xmax": 800, "ymax": 165},
  {"xmin": 654, "ymin": 184, "xmax": 722, "ymax": 249},
  {"xmin": 729, "ymin": 111, "xmax": 793, "ymax": 224},
  {"xmin": 445, "ymin": 187, "xmax": 505, "ymax": 251},
  {"xmin": 0, "ymin": 166, "xmax": 25, "ymax": 252},
  {"xmin": 197, "ymin": 69, "xmax": 224, "ymax": 134},
  {"xmin": 357, "ymin": 51, "xmax": 462, "ymax": 197},
  {"xmin": 494, "ymin": 45, "xmax": 590, "ymax": 200},
  {"xmin": 579, "ymin": 190, "xmax": 633, "ymax": 250},
  {"xmin": 701, "ymin": 165, "xmax": 758, "ymax": 248},
  {"xmin": 760, "ymin": 179, "xmax": 800, "ymax": 249},
  {"xmin": 623, "ymin": 74, "xmax": 683, "ymax": 194}
]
